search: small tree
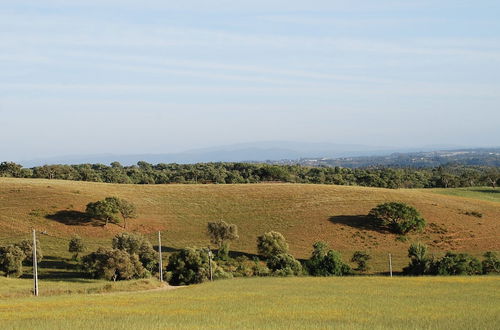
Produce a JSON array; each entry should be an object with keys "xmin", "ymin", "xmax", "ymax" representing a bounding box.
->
[
  {"xmin": 207, "ymin": 220, "xmax": 239, "ymax": 259},
  {"xmin": 15, "ymin": 239, "xmax": 43, "ymax": 264},
  {"xmin": 482, "ymin": 252, "xmax": 500, "ymax": 274},
  {"xmin": 403, "ymin": 243, "xmax": 432, "ymax": 275},
  {"xmin": 116, "ymin": 199, "xmax": 137, "ymax": 229},
  {"xmin": 306, "ymin": 242, "xmax": 351, "ymax": 276},
  {"xmin": 68, "ymin": 236, "xmax": 86, "ymax": 260},
  {"xmin": 351, "ymin": 251, "xmax": 371, "ymax": 272},
  {"xmin": 81, "ymin": 248, "xmax": 148, "ymax": 281},
  {"xmin": 369, "ymin": 202, "xmax": 426, "ymax": 234},
  {"xmin": 0, "ymin": 245, "xmax": 25, "ymax": 277},
  {"xmin": 256, "ymin": 231, "xmax": 289, "ymax": 259}
]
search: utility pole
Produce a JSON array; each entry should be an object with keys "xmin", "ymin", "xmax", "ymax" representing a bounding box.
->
[
  {"xmin": 158, "ymin": 231, "xmax": 163, "ymax": 283},
  {"xmin": 388, "ymin": 253, "xmax": 393, "ymax": 278},
  {"xmin": 32, "ymin": 229, "xmax": 39, "ymax": 296},
  {"xmin": 208, "ymin": 247, "xmax": 213, "ymax": 281}
]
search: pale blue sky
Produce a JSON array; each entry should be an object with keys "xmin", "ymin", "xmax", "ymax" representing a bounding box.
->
[{"xmin": 1, "ymin": 1, "xmax": 499, "ymax": 160}]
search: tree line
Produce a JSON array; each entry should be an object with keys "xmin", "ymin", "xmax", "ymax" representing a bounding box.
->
[{"xmin": 1, "ymin": 161, "xmax": 499, "ymax": 189}]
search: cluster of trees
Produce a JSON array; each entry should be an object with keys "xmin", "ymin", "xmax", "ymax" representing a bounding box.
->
[
  {"xmin": 1, "ymin": 161, "xmax": 499, "ymax": 189},
  {"xmin": 0, "ymin": 239, "xmax": 42, "ymax": 277},
  {"xmin": 166, "ymin": 223, "xmax": 355, "ymax": 286},
  {"xmin": 403, "ymin": 243, "xmax": 500, "ymax": 276},
  {"xmin": 81, "ymin": 233, "xmax": 158, "ymax": 281}
]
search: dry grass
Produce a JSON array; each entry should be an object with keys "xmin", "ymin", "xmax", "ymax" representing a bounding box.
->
[{"xmin": 0, "ymin": 178, "xmax": 499, "ymax": 274}]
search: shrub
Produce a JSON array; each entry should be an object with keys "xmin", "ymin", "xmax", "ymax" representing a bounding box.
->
[
  {"xmin": 112, "ymin": 233, "xmax": 158, "ymax": 272},
  {"xmin": 166, "ymin": 247, "xmax": 228, "ymax": 285},
  {"xmin": 81, "ymin": 248, "xmax": 148, "ymax": 281},
  {"xmin": 0, "ymin": 245, "xmax": 25, "ymax": 277},
  {"xmin": 306, "ymin": 242, "xmax": 351, "ymax": 276},
  {"xmin": 432, "ymin": 252, "xmax": 482, "ymax": 275},
  {"xmin": 369, "ymin": 202, "xmax": 426, "ymax": 234},
  {"xmin": 68, "ymin": 236, "xmax": 86, "ymax": 260},
  {"xmin": 267, "ymin": 253, "xmax": 302, "ymax": 276},
  {"xmin": 256, "ymin": 231, "xmax": 289, "ymax": 259},
  {"xmin": 351, "ymin": 251, "xmax": 371, "ymax": 272},
  {"xmin": 481, "ymin": 252, "xmax": 499, "ymax": 274},
  {"xmin": 403, "ymin": 243, "xmax": 432, "ymax": 275},
  {"xmin": 15, "ymin": 239, "xmax": 43, "ymax": 264}
]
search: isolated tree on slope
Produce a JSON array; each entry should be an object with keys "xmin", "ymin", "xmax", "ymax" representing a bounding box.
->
[
  {"xmin": 207, "ymin": 220, "xmax": 239, "ymax": 259},
  {"xmin": 68, "ymin": 236, "xmax": 86, "ymax": 260}
]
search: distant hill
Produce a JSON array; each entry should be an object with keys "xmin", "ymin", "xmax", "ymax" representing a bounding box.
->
[{"xmin": 16, "ymin": 141, "xmax": 468, "ymax": 167}]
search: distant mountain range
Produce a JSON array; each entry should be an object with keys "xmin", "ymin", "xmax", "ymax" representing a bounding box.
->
[{"xmin": 15, "ymin": 141, "xmax": 497, "ymax": 168}]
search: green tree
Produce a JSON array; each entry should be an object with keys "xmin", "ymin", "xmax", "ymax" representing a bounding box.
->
[
  {"xmin": 111, "ymin": 233, "xmax": 158, "ymax": 272},
  {"xmin": 207, "ymin": 220, "xmax": 239, "ymax": 259},
  {"xmin": 267, "ymin": 253, "xmax": 302, "ymax": 276},
  {"xmin": 369, "ymin": 202, "xmax": 426, "ymax": 234},
  {"xmin": 166, "ymin": 247, "xmax": 229, "ymax": 285},
  {"xmin": 306, "ymin": 242, "xmax": 351, "ymax": 276},
  {"xmin": 351, "ymin": 251, "xmax": 371, "ymax": 272},
  {"xmin": 85, "ymin": 197, "xmax": 120, "ymax": 226},
  {"xmin": 116, "ymin": 199, "xmax": 137, "ymax": 229},
  {"xmin": 256, "ymin": 231, "xmax": 289, "ymax": 259},
  {"xmin": 433, "ymin": 252, "xmax": 482, "ymax": 275},
  {"xmin": 403, "ymin": 243, "xmax": 432, "ymax": 275},
  {"xmin": 68, "ymin": 236, "xmax": 86, "ymax": 260},
  {"xmin": 81, "ymin": 248, "xmax": 148, "ymax": 281},
  {"xmin": 0, "ymin": 245, "xmax": 25, "ymax": 277},
  {"xmin": 15, "ymin": 239, "xmax": 43, "ymax": 264},
  {"xmin": 482, "ymin": 252, "xmax": 500, "ymax": 274}
]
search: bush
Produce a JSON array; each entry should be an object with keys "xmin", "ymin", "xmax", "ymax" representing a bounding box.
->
[
  {"xmin": 68, "ymin": 236, "xmax": 86, "ymax": 260},
  {"xmin": 369, "ymin": 202, "xmax": 426, "ymax": 234},
  {"xmin": 306, "ymin": 242, "xmax": 351, "ymax": 276},
  {"xmin": 403, "ymin": 243, "xmax": 433, "ymax": 275},
  {"xmin": 256, "ymin": 231, "xmax": 289, "ymax": 259},
  {"xmin": 15, "ymin": 239, "xmax": 43, "ymax": 264},
  {"xmin": 267, "ymin": 253, "xmax": 302, "ymax": 276},
  {"xmin": 81, "ymin": 248, "xmax": 148, "ymax": 281},
  {"xmin": 351, "ymin": 251, "xmax": 371, "ymax": 272},
  {"xmin": 432, "ymin": 252, "xmax": 482, "ymax": 275},
  {"xmin": 0, "ymin": 245, "xmax": 25, "ymax": 277},
  {"xmin": 166, "ymin": 247, "xmax": 228, "ymax": 285},
  {"xmin": 112, "ymin": 233, "xmax": 158, "ymax": 272},
  {"xmin": 482, "ymin": 252, "xmax": 500, "ymax": 274}
]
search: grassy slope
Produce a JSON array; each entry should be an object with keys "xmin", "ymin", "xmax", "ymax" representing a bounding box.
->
[
  {"xmin": 1, "ymin": 277, "xmax": 499, "ymax": 329},
  {"xmin": 0, "ymin": 178, "xmax": 499, "ymax": 274}
]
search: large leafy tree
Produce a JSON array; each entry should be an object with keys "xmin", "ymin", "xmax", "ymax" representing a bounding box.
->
[
  {"xmin": 81, "ymin": 248, "xmax": 148, "ymax": 281},
  {"xmin": 85, "ymin": 197, "xmax": 136, "ymax": 227},
  {"xmin": 0, "ymin": 245, "xmax": 25, "ymax": 277},
  {"xmin": 112, "ymin": 233, "xmax": 157, "ymax": 272},
  {"xmin": 256, "ymin": 231, "xmax": 289, "ymax": 259},
  {"xmin": 369, "ymin": 202, "xmax": 426, "ymax": 234}
]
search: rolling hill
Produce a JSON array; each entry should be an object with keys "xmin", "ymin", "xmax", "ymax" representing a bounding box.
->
[{"xmin": 1, "ymin": 178, "xmax": 498, "ymax": 267}]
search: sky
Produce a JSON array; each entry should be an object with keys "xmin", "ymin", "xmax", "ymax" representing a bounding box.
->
[{"xmin": 1, "ymin": 0, "xmax": 499, "ymax": 160}]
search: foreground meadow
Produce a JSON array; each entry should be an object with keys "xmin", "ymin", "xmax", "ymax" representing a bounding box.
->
[{"xmin": 1, "ymin": 277, "xmax": 499, "ymax": 329}]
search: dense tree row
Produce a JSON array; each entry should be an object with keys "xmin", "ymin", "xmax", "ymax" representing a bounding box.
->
[{"xmin": 1, "ymin": 161, "xmax": 499, "ymax": 189}]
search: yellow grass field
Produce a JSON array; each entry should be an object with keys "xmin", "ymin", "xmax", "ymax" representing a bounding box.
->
[{"xmin": 1, "ymin": 276, "xmax": 499, "ymax": 329}]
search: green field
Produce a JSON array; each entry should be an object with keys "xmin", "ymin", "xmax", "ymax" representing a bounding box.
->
[
  {"xmin": 427, "ymin": 187, "xmax": 500, "ymax": 203},
  {"xmin": 1, "ymin": 277, "xmax": 499, "ymax": 329}
]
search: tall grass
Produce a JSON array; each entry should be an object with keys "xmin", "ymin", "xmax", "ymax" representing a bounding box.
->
[{"xmin": 1, "ymin": 277, "xmax": 498, "ymax": 329}]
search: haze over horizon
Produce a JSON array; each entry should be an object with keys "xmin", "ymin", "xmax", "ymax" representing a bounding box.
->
[{"xmin": 1, "ymin": 1, "xmax": 499, "ymax": 160}]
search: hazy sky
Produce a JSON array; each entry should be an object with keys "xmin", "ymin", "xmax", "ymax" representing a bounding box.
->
[{"xmin": 1, "ymin": 0, "xmax": 499, "ymax": 160}]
